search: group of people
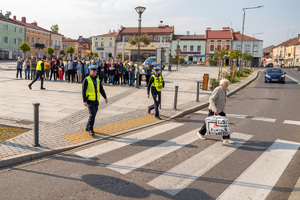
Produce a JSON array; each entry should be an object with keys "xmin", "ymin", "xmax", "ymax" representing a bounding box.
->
[{"xmin": 17, "ymin": 56, "xmax": 154, "ymax": 87}]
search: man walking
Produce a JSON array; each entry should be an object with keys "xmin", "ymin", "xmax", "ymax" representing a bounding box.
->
[
  {"xmin": 196, "ymin": 79, "xmax": 234, "ymax": 143},
  {"xmin": 28, "ymin": 57, "xmax": 46, "ymax": 90},
  {"xmin": 147, "ymin": 67, "xmax": 164, "ymax": 120},
  {"xmin": 30, "ymin": 56, "xmax": 37, "ymax": 80},
  {"xmin": 82, "ymin": 66, "xmax": 108, "ymax": 136}
]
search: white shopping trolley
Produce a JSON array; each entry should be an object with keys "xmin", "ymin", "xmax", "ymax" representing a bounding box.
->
[{"xmin": 205, "ymin": 115, "xmax": 230, "ymax": 136}]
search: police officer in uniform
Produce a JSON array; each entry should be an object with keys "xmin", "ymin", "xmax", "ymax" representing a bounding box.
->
[
  {"xmin": 147, "ymin": 67, "xmax": 164, "ymax": 120},
  {"xmin": 28, "ymin": 57, "xmax": 46, "ymax": 90},
  {"xmin": 82, "ymin": 66, "xmax": 108, "ymax": 136}
]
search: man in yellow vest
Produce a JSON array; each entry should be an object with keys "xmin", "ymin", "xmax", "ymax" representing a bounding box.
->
[
  {"xmin": 82, "ymin": 66, "xmax": 108, "ymax": 136},
  {"xmin": 147, "ymin": 67, "xmax": 164, "ymax": 120},
  {"xmin": 28, "ymin": 57, "xmax": 46, "ymax": 90}
]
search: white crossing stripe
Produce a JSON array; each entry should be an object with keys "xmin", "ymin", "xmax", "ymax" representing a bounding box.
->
[
  {"xmin": 226, "ymin": 113, "xmax": 248, "ymax": 119},
  {"xmin": 251, "ymin": 116, "xmax": 276, "ymax": 122},
  {"xmin": 106, "ymin": 128, "xmax": 201, "ymax": 174},
  {"xmin": 286, "ymin": 75, "xmax": 300, "ymax": 84},
  {"xmin": 75, "ymin": 122, "xmax": 184, "ymax": 159},
  {"xmin": 195, "ymin": 110, "xmax": 209, "ymax": 115},
  {"xmin": 283, "ymin": 120, "xmax": 300, "ymax": 126},
  {"xmin": 217, "ymin": 139, "xmax": 300, "ymax": 200},
  {"xmin": 147, "ymin": 132, "xmax": 253, "ymax": 196}
]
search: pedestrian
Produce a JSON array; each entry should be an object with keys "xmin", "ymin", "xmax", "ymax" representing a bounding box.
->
[
  {"xmin": 53, "ymin": 60, "xmax": 59, "ymax": 81},
  {"xmin": 58, "ymin": 59, "xmax": 64, "ymax": 81},
  {"xmin": 108, "ymin": 60, "xmax": 115, "ymax": 85},
  {"xmin": 117, "ymin": 60, "xmax": 123, "ymax": 84},
  {"xmin": 128, "ymin": 61, "xmax": 135, "ymax": 86},
  {"xmin": 23, "ymin": 57, "xmax": 31, "ymax": 80},
  {"xmin": 82, "ymin": 66, "xmax": 108, "ymax": 136},
  {"xmin": 196, "ymin": 79, "xmax": 234, "ymax": 144},
  {"xmin": 77, "ymin": 60, "xmax": 83, "ymax": 83},
  {"xmin": 64, "ymin": 59, "xmax": 69, "ymax": 81},
  {"xmin": 145, "ymin": 63, "xmax": 152, "ymax": 85},
  {"xmin": 67, "ymin": 58, "xmax": 74, "ymax": 82},
  {"xmin": 28, "ymin": 57, "xmax": 46, "ymax": 90},
  {"xmin": 30, "ymin": 56, "xmax": 37, "ymax": 80},
  {"xmin": 44, "ymin": 58, "xmax": 50, "ymax": 80},
  {"xmin": 49, "ymin": 57, "xmax": 55, "ymax": 81},
  {"xmin": 73, "ymin": 58, "xmax": 78, "ymax": 82},
  {"xmin": 16, "ymin": 56, "xmax": 23, "ymax": 79},
  {"xmin": 99, "ymin": 60, "xmax": 105, "ymax": 83},
  {"xmin": 104, "ymin": 60, "xmax": 110, "ymax": 84},
  {"xmin": 123, "ymin": 60, "xmax": 129, "ymax": 85},
  {"xmin": 84, "ymin": 61, "xmax": 89, "ymax": 79},
  {"xmin": 147, "ymin": 67, "xmax": 164, "ymax": 120},
  {"xmin": 137, "ymin": 62, "xmax": 143, "ymax": 86}
]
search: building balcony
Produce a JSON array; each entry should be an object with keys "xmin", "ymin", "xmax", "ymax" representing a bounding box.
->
[
  {"xmin": 35, "ymin": 43, "xmax": 45, "ymax": 49},
  {"xmin": 54, "ymin": 45, "xmax": 61, "ymax": 50}
]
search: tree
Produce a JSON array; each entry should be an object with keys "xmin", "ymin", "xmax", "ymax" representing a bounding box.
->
[
  {"xmin": 46, "ymin": 47, "xmax": 54, "ymax": 57},
  {"xmin": 93, "ymin": 52, "xmax": 98, "ymax": 57},
  {"xmin": 241, "ymin": 52, "xmax": 253, "ymax": 68},
  {"xmin": 128, "ymin": 34, "xmax": 150, "ymax": 46},
  {"xmin": 65, "ymin": 46, "xmax": 74, "ymax": 58},
  {"xmin": 214, "ymin": 48, "xmax": 229, "ymax": 81},
  {"xmin": 59, "ymin": 50, "xmax": 65, "ymax": 55},
  {"xmin": 19, "ymin": 42, "xmax": 31, "ymax": 55},
  {"xmin": 50, "ymin": 24, "xmax": 59, "ymax": 33},
  {"xmin": 229, "ymin": 49, "xmax": 242, "ymax": 77}
]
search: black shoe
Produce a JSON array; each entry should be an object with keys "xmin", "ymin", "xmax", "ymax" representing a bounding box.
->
[
  {"xmin": 85, "ymin": 127, "xmax": 89, "ymax": 131},
  {"xmin": 41, "ymin": 87, "xmax": 46, "ymax": 90},
  {"xmin": 155, "ymin": 116, "xmax": 162, "ymax": 120},
  {"xmin": 28, "ymin": 85, "xmax": 32, "ymax": 90},
  {"xmin": 89, "ymin": 130, "xmax": 95, "ymax": 136},
  {"xmin": 148, "ymin": 108, "xmax": 151, "ymax": 114}
]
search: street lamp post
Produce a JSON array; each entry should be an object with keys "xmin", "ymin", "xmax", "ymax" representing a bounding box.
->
[
  {"xmin": 135, "ymin": 6, "xmax": 146, "ymax": 89},
  {"xmin": 239, "ymin": 6, "xmax": 263, "ymax": 78},
  {"xmin": 122, "ymin": 36, "xmax": 125, "ymax": 62},
  {"xmin": 177, "ymin": 39, "xmax": 180, "ymax": 70}
]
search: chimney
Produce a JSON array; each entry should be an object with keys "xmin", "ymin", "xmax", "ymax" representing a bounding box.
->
[
  {"xmin": 109, "ymin": 30, "xmax": 111, "ymax": 33},
  {"xmin": 21, "ymin": 17, "xmax": 26, "ymax": 23},
  {"xmin": 298, "ymin": 34, "xmax": 300, "ymax": 41},
  {"xmin": 31, "ymin": 21, "xmax": 37, "ymax": 26},
  {"xmin": 207, "ymin": 27, "xmax": 211, "ymax": 30},
  {"xmin": 113, "ymin": 29, "xmax": 115, "ymax": 32},
  {"xmin": 13, "ymin": 15, "xmax": 16, "ymax": 20},
  {"xmin": 223, "ymin": 27, "xmax": 230, "ymax": 30},
  {"xmin": 187, "ymin": 31, "xmax": 190, "ymax": 35}
]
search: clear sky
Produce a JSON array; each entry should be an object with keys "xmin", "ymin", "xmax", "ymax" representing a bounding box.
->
[{"xmin": 1, "ymin": 0, "xmax": 300, "ymax": 48}]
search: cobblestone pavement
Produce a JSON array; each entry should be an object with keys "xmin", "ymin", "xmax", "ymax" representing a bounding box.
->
[{"xmin": 0, "ymin": 64, "xmax": 260, "ymax": 158}]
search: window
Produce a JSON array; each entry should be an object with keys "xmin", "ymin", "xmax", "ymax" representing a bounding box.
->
[
  {"xmin": 14, "ymin": 27, "xmax": 17, "ymax": 32},
  {"xmin": 32, "ymin": 37, "xmax": 35, "ymax": 43},
  {"xmin": 4, "ymin": 24, "xmax": 8, "ymax": 31},
  {"xmin": 51, "ymin": 40, "xmax": 53, "ymax": 46},
  {"xmin": 197, "ymin": 46, "xmax": 201, "ymax": 52},
  {"xmin": 237, "ymin": 45, "xmax": 241, "ymax": 51},
  {"xmin": 182, "ymin": 45, "xmax": 187, "ymax": 51},
  {"xmin": 109, "ymin": 42, "xmax": 112, "ymax": 47},
  {"xmin": 14, "ymin": 38, "xmax": 17, "ymax": 45},
  {"xmin": 101, "ymin": 52, "xmax": 104, "ymax": 58},
  {"xmin": 101, "ymin": 42, "xmax": 104, "ymax": 47},
  {"xmin": 96, "ymin": 38, "xmax": 98, "ymax": 40},
  {"xmin": 59, "ymin": 41, "xmax": 61, "ymax": 46},
  {"xmin": 217, "ymin": 45, "xmax": 221, "ymax": 50},
  {"xmin": 95, "ymin": 42, "xmax": 98, "ymax": 47},
  {"xmin": 63, "ymin": 44, "xmax": 66, "ymax": 48},
  {"xmin": 43, "ymin": 39, "xmax": 45, "ymax": 44},
  {"xmin": 55, "ymin": 40, "xmax": 57, "ymax": 45},
  {"xmin": 20, "ymin": 28, "xmax": 23, "ymax": 34},
  {"xmin": 190, "ymin": 45, "xmax": 194, "ymax": 52},
  {"xmin": 110, "ymin": 38, "xmax": 112, "ymax": 40},
  {"xmin": 226, "ymin": 45, "xmax": 230, "ymax": 50},
  {"xmin": 210, "ymin": 45, "xmax": 214, "ymax": 52},
  {"xmin": 46, "ymin": 40, "xmax": 48, "ymax": 46},
  {"xmin": 253, "ymin": 44, "xmax": 258, "ymax": 52},
  {"xmin": 245, "ymin": 45, "xmax": 250, "ymax": 52},
  {"xmin": 27, "ymin": 36, "xmax": 30, "ymax": 43},
  {"xmin": 38, "ymin": 38, "xmax": 41, "ymax": 43},
  {"xmin": 4, "ymin": 37, "xmax": 9, "ymax": 43}
]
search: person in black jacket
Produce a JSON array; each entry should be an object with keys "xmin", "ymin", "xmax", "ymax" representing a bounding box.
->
[
  {"xmin": 28, "ymin": 57, "xmax": 46, "ymax": 90},
  {"xmin": 82, "ymin": 66, "xmax": 108, "ymax": 135},
  {"xmin": 145, "ymin": 63, "xmax": 152, "ymax": 85}
]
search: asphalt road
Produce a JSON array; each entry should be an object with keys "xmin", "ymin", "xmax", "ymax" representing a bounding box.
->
[{"xmin": 0, "ymin": 68, "xmax": 299, "ymax": 200}]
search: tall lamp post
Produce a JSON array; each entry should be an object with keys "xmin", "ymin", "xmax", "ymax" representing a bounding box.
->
[
  {"xmin": 239, "ymin": 6, "xmax": 263, "ymax": 78},
  {"xmin": 177, "ymin": 39, "xmax": 180, "ymax": 69},
  {"xmin": 135, "ymin": 6, "xmax": 146, "ymax": 88}
]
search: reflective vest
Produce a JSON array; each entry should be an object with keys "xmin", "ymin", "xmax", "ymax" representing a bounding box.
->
[
  {"xmin": 151, "ymin": 75, "xmax": 163, "ymax": 92},
  {"xmin": 86, "ymin": 76, "xmax": 100, "ymax": 101},
  {"xmin": 36, "ymin": 61, "xmax": 43, "ymax": 71}
]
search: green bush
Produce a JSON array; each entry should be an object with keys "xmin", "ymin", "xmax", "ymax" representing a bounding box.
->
[
  {"xmin": 210, "ymin": 79, "xmax": 219, "ymax": 88},
  {"xmin": 243, "ymin": 68, "xmax": 252, "ymax": 74}
]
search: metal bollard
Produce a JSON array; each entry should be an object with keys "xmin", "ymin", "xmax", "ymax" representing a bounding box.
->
[
  {"xmin": 196, "ymin": 81, "xmax": 200, "ymax": 102},
  {"xmin": 212, "ymin": 79, "xmax": 216, "ymax": 90},
  {"xmin": 33, "ymin": 103, "xmax": 40, "ymax": 147},
  {"xmin": 174, "ymin": 86, "xmax": 179, "ymax": 110}
]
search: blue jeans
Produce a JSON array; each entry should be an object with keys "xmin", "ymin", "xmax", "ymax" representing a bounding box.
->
[
  {"xmin": 129, "ymin": 73, "xmax": 135, "ymax": 86},
  {"xmin": 109, "ymin": 75, "xmax": 114, "ymax": 84},
  {"xmin": 24, "ymin": 68, "xmax": 30, "ymax": 79}
]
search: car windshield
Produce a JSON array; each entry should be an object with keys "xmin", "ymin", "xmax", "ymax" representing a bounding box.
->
[
  {"xmin": 145, "ymin": 58, "xmax": 156, "ymax": 62},
  {"xmin": 267, "ymin": 68, "xmax": 282, "ymax": 74}
]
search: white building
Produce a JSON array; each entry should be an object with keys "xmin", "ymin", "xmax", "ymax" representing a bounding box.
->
[{"xmin": 91, "ymin": 31, "xmax": 118, "ymax": 59}]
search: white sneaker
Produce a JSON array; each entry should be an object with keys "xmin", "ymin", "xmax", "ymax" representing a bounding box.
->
[
  {"xmin": 197, "ymin": 132, "xmax": 205, "ymax": 140},
  {"xmin": 223, "ymin": 139, "xmax": 234, "ymax": 144}
]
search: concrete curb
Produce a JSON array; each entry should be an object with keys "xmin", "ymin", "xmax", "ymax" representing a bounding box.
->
[{"xmin": 0, "ymin": 70, "xmax": 260, "ymax": 169}]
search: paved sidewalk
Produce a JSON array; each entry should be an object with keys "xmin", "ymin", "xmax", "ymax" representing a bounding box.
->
[{"xmin": 0, "ymin": 64, "xmax": 261, "ymax": 166}]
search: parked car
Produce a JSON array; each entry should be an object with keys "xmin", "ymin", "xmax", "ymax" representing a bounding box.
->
[
  {"xmin": 265, "ymin": 63, "xmax": 273, "ymax": 68},
  {"xmin": 143, "ymin": 56, "xmax": 165, "ymax": 70},
  {"xmin": 197, "ymin": 61, "xmax": 204, "ymax": 65},
  {"xmin": 264, "ymin": 68, "xmax": 286, "ymax": 83}
]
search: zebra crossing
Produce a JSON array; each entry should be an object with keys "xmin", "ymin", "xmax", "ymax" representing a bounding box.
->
[{"xmin": 74, "ymin": 122, "xmax": 300, "ymax": 198}]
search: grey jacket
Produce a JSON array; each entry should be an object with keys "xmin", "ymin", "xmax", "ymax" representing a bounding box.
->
[{"xmin": 208, "ymin": 86, "xmax": 227, "ymax": 113}]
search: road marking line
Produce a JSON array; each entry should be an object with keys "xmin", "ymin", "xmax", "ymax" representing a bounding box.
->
[
  {"xmin": 75, "ymin": 122, "xmax": 184, "ymax": 159},
  {"xmin": 217, "ymin": 139, "xmax": 300, "ymax": 200},
  {"xmin": 286, "ymin": 75, "xmax": 300, "ymax": 84},
  {"xmin": 195, "ymin": 110, "xmax": 209, "ymax": 115},
  {"xmin": 251, "ymin": 117, "xmax": 276, "ymax": 122},
  {"xmin": 226, "ymin": 113, "xmax": 248, "ymax": 119},
  {"xmin": 106, "ymin": 128, "xmax": 201, "ymax": 174},
  {"xmin": 147, "ymin": 132, "xmax": 253, "ymax": 196},
  {"xmin": 283, "ymin": 120, "xmax": 300, "ymax": 126}
]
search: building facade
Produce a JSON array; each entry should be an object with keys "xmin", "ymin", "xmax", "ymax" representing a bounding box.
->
[
  {"xmin": 0, "ymin": 11, "xmax": 25, "ymax": 59},
  {"xmin": 171, "ymin": 34, "xmax": 206, "ymax": 63},
  {"xmin": 78, "ymin": 36, "xmax": 92, "ymax": 59},
  {"xmin": 50, "ymin": 33, "xmax": 63, "ymax": 57},
  {"xmin": 62, "ymin": 38, "xmax": 79, "ymax": 58},
  {"xmin": 272, "ymin": 37, "xmax": 299, "ymax": 67},
  {"xmin": 232, "ymin": 32, "xmax": 263, "ymax": 67},
  {"xmin": 92, "ymin": 31, "xmax": 118, "ymax": 59}
]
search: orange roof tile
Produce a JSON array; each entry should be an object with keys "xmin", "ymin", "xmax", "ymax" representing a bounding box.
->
[
  {"xmin": 233, "ymin": 32, "xmax": 261, "ymax": 41},
  {"xmin": 96, "ymin": 32, "xmax": 118, "ymax": 37},
  {"xmin": 120, "ymin": 26, "xmax": 174, "ymax": 35},
  {"xmin": 206, "ymin": 30, "xmax": 233, "ymax": 39}
]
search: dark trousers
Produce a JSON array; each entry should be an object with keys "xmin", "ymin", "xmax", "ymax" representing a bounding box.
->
[
  {"xmin": 148, "ymin": 90, "xmax": 161, "ymax": 117},
  {"xmin": 146, "ymin": 75, "xmax": 151, "ymax": 86},
  {"xmin": 49, "ymin": 69, "xmax": 54, "ymax": 80},
  {"xmin": 29, "ymin": 71, "xmax": 44, "ymax": 88},
  {"xmin": 99, "ymin": 71, "xmax": 105, "ymax": 83},
  {"xmin": 67, "ymin": 69, "xmax": 74, "ymax": 82},
  {"xmin": 16, "ymin": 68, "xmax": 22, "ymax": 78},
  {"xmin": 53, "ymin": 70, "xmax": 59, "ymax": 80},
  {"xmin": 31, "ymin": 69, "xmax": 36, "ymax": 80},
  {"xmin": 124, "ymin": 72, "xmax": 129, "ymax": 84},
  {"xmin": 87, "ymin": 101, "xmax": 99, "ymax": 131},
  {"xmin": 199, "ymin": 110, "xmax": 230, "ymax": 139}
]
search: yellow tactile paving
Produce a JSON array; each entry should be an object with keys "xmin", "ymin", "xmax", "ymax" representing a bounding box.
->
[{"xmin": 62, "ymin": 115, "xmax": 164, "ymax": 144}]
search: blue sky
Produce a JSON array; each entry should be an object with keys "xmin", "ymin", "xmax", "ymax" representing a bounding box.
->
[{"xmin": 2, "ymin": 0, "xmax": 300, "ymax": 47}]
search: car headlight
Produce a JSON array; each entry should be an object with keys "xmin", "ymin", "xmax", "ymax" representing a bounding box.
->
[
  {"xmin": 265, "ymin": 75, "xmax": 270, "ymax": 78},
  {"xmin": 281, "ymin": 75, "xmax": 285, "ymax": 78}
]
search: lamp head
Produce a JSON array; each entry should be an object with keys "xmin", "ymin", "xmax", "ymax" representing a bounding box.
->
[{"xmin": 135, "ymin": 6, "xmax": 146, "ymax": 14}]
